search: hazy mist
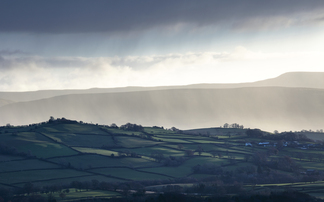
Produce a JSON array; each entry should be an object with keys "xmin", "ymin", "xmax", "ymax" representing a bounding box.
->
[{"xmin": 0, "ymin": 73, "xmax": 324, "ymax": 133}]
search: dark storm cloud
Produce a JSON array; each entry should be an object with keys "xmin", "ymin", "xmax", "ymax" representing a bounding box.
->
[
  {"xmin": 1, "ymin": 0, "xmax": 323, "ymax": 33},
  {"xmin": 0, "ymin": 50, "xmax": 28, "ymax": 56}
]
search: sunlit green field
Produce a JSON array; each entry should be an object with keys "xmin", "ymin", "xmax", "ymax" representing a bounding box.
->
[{"xmin": 41, "ymin": 189, "xmax": 121, "ymax": 201}]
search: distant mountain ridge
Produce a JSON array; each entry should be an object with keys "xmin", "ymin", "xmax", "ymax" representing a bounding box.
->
[
  {"xmin": 0, "ymin": 72, "xmax": 323, "ymax": 103},
  {"xmin": 0, "ymin": 98, "xmax": 14, "ymax": 107},
  {"xmin": 0, "ymin": 86, "xmax": 323, "ymax": 132},
  {"xmin": 0, "ymin": 72, "xmax": 323, "ymax": 132}
]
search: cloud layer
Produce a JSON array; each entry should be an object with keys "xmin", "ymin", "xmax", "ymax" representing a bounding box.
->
[
  {"xmin": 1, "ymin": 1, "xmax": 324, "ymax": 91},
  {"xmin": 1, "ymin": 0, "xmax": 324, "ymax": 34},
  {"xmin": 1, "ymin": 47, "xmax": 323, "ymax": 91}
]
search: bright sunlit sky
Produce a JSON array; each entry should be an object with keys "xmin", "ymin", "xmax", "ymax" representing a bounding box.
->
[{"xmin": 0, "ymin": 0, "xmax": 324, "ymax": 91}]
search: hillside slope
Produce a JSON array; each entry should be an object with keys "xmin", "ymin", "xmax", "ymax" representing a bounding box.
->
[
  {"xmin": 0, "ymin": 87, "xmax": 323, "ymax": 132},
  {"xmin": 188, "ymin": 72, "xmax": 324, "ymax": 89},
  {"xmin": 0, "ymin": 98, "xmax": 14, "ymax": 107},
  {"xmin": 0, "ymin": 72, "xmax": 323, "ymax": 102}
]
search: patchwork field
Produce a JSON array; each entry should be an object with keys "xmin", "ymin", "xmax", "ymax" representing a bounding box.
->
[{"xmin": 1, "ymin": 120, "xmax": 324, "ymax": 201}]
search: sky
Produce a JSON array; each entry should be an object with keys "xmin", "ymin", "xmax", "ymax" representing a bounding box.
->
[{"xmin": 0, "ymin": 0, "xmax": 324, "ymax": 91}]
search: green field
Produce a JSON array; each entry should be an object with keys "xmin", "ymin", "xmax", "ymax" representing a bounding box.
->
[
  {"xmin": 72, "ymin": 147, "xmax": 119, "ymax": 157},
  {"xmin": 114, "ymin": 146, "xmax": 186, "ymax": 157},
  {"xmin": 114, "ymin": 136, "xmax": 162, "ymax": 148},
  {"xmin": 91, "ymin": 167, "xmax": 171, "ymax": 180},
  {"xmin": 39, "ymin": 123, "xmax": 107, "ymax": 135},
  {"xmin": 21, "ymin": 175, "xmax": 125, "ymax": 188},
  {"xmin": 50, "ymin": 189, "xmax": 120, "ymax": 201},
  {"xmin": 0, "ymin": 159, "xmax": 59, "ymax": 172},
  {"xmin": 1, "ymin": 120, "xmax": 324, "ymax": 201},
  {"xmin": 0, "ymin": 154, "xmax": 24, "ymax": 162},
  {"xmin": 0, "ymin": 169, "xmax": 89, "ymax": 185},
  {"xmin": 43, "ymin": 133, "xmax": 116, "ymax": 147},
  {"xmin": 140, "ymin": 166, "xmax": 192, "ymax": 178},
  {"xmin": 49, "ymin": 154, "xmax": 159, "ymax": 169}
]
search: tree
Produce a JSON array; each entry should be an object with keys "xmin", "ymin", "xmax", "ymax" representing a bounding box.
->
[
  {"xmin": 170, "ymin": 127, "xmax": 181, "ymax": 132},
  {"xmin": 92, "ymin": 180, "xmax": 99, "ymax": 189},
  {"xmin": 223, "ymin": 123, "xmax": 229, "ymax": 128},
  {"xmin": 120, "ymin": 123, "xmax": 143, "ymax": 131},
  {"xmin": 177, "ymin": 144, "xmax": 184, "ymax": 150},
  {"xmin": 59, "ymin": 193, "xmax": 66, "ymax": 200},
  {"xmin": 151, "ymin": 152, "xmax": 165, "ymax": 162},
  {"xmin": 49, "ymin": 116, "xmax": 55, "ymax": 122},
  {"xmin": 110, "ymin": 123, "xmax": 118, "ymax": 128},
  {"xmin": 195, "ymin": 145, "xmax": 203, "ymax": 156},
  {"xmin": 47, "ymin": 193, "xmax": 56, "ymax": 202},
  {"xmin": 296, "ymin": 152, "xmax": 304, "ymax": 161},
  {"xmin": 185, "ymin": 150, "xmax": 194, "ymax": 157},
  {"xmin": 23, "ymin": 182, "xmax": 34, "ymax": 195},
  {"xmin": 211, "ymin": 151, "xmax": 217, "ymax": 158},
  {"xmin": 277, "ymin": 140, "xmax": 284, "ymax": 151},
  {"xmin": 244, "ymin": 154, "xmax": 250, "ymax": 162},
  {"xmin": 246, "ymin": 129, "xmax": 263, "ymax": 137}
]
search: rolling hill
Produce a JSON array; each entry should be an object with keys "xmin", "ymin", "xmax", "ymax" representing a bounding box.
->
[{"xmin": 1, "ymin": 120, "xmax": 324, "ymax": 201}]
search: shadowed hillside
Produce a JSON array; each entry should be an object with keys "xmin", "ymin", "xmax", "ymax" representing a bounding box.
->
[{"xmin": 0, "ymin": 87, "xmax": 323, "ymax": 132}]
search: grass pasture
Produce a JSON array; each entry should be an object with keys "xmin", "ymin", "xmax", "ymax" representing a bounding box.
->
[
  {"xmin": 247, "ymin": 181, "xmax": 324, "ymax": 199},
  {"xmin": 43, "ymin": 133, "xmax": 116, "ymax": 147},
  {"xmin": 21, "ymin": 175, "xmax": 126, "ymax": 188},
  {"xmin": 101, "ymin": 127, "xmax": 144, "ymax": 136},
  {"xmin": 49, "ymin": 154, "xmax": 159, "ymax": 169},
  {"xmin": 48, "ymin": 154, "xmax": 120, "ymax": 169},
  {"xmin": 72, "ymin": 147, "xmax": 118, "ymax": 157},
  {"xmin": 0, "ymin": 169, "xmax": 89, "ymax": 185},
  {"xmin": 0, "ymin": 154, "xmax": 24, "ymax": 162},
  {"xmin": 1, "ymin": 132, "xmax": 50, "ymax": 146},
  {"xmin": 140, "ymin": 166, "xmax": 192, "ymax": 178},
  {"xmin": 181, "ymin": 156, "xmax": 228, "ymax": 167},
  {"xmin": 19, "ymin": 142, "xmax": 78, "ymax": 158},
  {"xmin": 153, "ymin": 137, "xmax": 192, "ymax": 144},
  {"xmin": 49, "ymin": 189, "xmax": 121, "ymax": 201},
  {"xmin": 143, "ymin": 127, "xmax": 175, "ymax": 134},
  {"xmin": 297, "ymin": 132, "xmax": 324, "ymax": 141},
  {"xmin": 185, "ymin": 128, "xmax": 247, "ymax": 136},
  {"xmin": 2, "ymin": 120, "xmax": 324, "ymax": 201},
  {"xmin": 40, "ymin": 123, "xmax": 107, "ymax": 135},
  {"xmin": 0, "ymin": 132, "xmax": 78, "ymax": 158},
  {"xmin": 189, "ymin": 174, "xmax": 216, "ymax": 179},
  {"xmin": 145, "ymin": 183, "xmax": 194, "ymax": 191},
  {"xmin": 114, "ymin": 157, "xmax": 159, "ymax": 168},
  {"xmin": 295, "ymin": 161, "xmax": 324, "ymax": 171},
  {"xmin": 187, "ymin": 139, "xmax": 223, "ymax": 144},
  {"xmin": 114, "ymin": 146, "xmax": 186, "ymax": 157},
  {"xmin": 114, "ymin": 136, "xmax": 162, "ymax": 148},
  {"xmin": 0, "ymin": 159, "xmax": 59, "ymax": 172},
  {"xmin": 91, "ymin": 167, "xmax": 171, "ymax": 181}
]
